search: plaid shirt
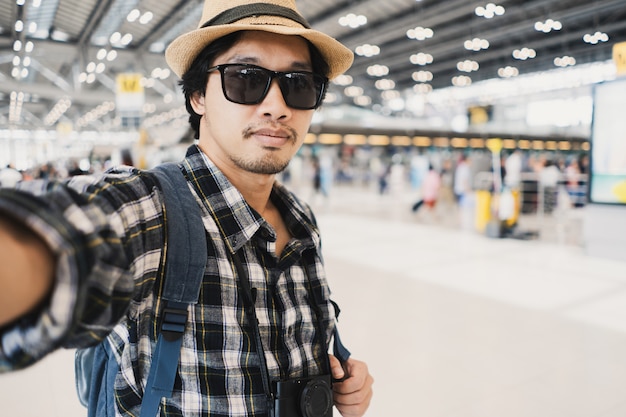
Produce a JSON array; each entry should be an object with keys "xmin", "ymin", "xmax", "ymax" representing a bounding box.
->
[{"xmin": 0, "ymin": 145, "xmax": 336, "ymax": 416}]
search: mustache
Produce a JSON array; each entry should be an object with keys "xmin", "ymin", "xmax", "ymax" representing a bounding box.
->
[{"xmin": 242, "ymin": 123, "xmax": 298, "ymax": 142}]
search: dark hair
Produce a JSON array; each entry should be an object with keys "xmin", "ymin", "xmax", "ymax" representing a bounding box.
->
[{"xmin": 179, "ymin": 31, "xmax": 330, "ymax": 139}]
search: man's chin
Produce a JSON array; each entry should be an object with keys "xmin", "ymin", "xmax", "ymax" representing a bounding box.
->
[{"xmin": 233, "ymin": 156, "xmax": 289, "ymax": 175}]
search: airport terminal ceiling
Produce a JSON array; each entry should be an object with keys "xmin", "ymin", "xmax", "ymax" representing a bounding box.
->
[{"xmin": 0, "ymin": 0, "xmax": 625, "ymax": 133}]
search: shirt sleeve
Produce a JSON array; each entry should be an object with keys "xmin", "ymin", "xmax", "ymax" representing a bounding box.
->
[{"xmin": 0, "ymin": 168, "xmax": 165, "ymax": 372}]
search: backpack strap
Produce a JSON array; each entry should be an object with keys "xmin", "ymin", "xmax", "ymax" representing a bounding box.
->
[{"xmin": 140, "ymin": 163, "xmax": 207, "ymax": 417}]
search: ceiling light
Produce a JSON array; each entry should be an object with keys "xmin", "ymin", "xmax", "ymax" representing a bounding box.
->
[
  {"xmin": 457, "ymin": 60, "xmax": 479, "ymax": 72},
  {"xmin": 452, "ymin": 75, "xmax": 472, "ymax": 86},
  {"xmin": 534, "ymin": 19, "xmax": 562, "ymax": 33},
  {"xmin": 344, "ymin": 86, "xmax": 364, "ymax": 97},
  {"xmin": 333, "ymin": 74, "xmax": 353, "ymax": 86},
  {"xmin": 127, "ymin": 9, "xmax": 141, "ymax": 22},
  {"xmin": 583, "ymin": 31, "xmax": 609, "ymax": 44},
  {"xmin": 149, "ymin": 42, "xmax": 166, "ymax": 53},
  {"xmin": 464, "ymin": 38, "xmax": 489, "ymax": 51},
  {"xmin": 412, "ymin": 70, "xmax": 433, "ymax": 82},
  {"xmin": 413, "ymin": 84, "xmax": 432, "ymax": 94},
  {"xmin": 338, "ymin": 13, "xmax": 367, "ymax": 29},
  {"xmin": 110, "ymin": 32, "xmax": 122, "ymax": 44},
  {"xmin": 367, "ymin": 64, "xmax": 389, "ymax": 76},
  {"xmin": 497, "ymin": 66, "xmax": 519, "ymax": 78},
  {"xmin": 51, "ymin": 29, "xmax": 71, "ymax": 42},
  {"xmin": 381, "ymin": 90, "xmax": 401, "ymax": 101},
  {"xmin": 15, "ymin": 20, "xmax": 24, "ymax": 32},
  {"xmin": 410, "ymin": 52, "xmax": 433, "ymax": 65},
  {"xmin": 554, "ymin": 56, "xmax": 576, "ymax": 67},
  {"xmin": 141, "ymin": 78, "xmax": 155, "ymax": 88},
  {"xmin": 354, "ymin": 96, "xmax": 371, "ymax": 106},
  {"xmin": 13, "ymin": 40, "xmax": 22, "ymax": 52},
  {"xmin": 140, "ymin": 12, "xmax": 154, "ymax": 24},
  {"xmin": 355, "ymin": 44, "xmax": 380, "ymax": 57},
  {"xmin": 151, "ymin": 68, "xmax": 171, "ymax": 80},
  {"xmin": 512, "ymin": 47, "xmax": 536, "ymax": 60},
  {"xmin": 121, "ymin": 33, "xmax": 133, "ymax": 45},
  {"xmin": 406, "ymin": 26, "xmax": 434, "ymax": 40},
  {"xmin": 323, "ymin": 92, "xmax": 338, "ymax": 104},
  {"xmin": 475, "ymin": 3, "xmax": 505, "ymax": 18},
  {"xmin": 375, "ymin": 79, "xmax": 395, "ymax": 90}
]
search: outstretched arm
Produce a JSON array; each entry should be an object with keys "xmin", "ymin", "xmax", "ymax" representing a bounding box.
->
[
  {"xmin": 329, "ymin": 354, "xmax": 374, "ymax": 417},
  {"xmin": 0, "ymin": 214, "xmax": 55, "ymax": 327}
]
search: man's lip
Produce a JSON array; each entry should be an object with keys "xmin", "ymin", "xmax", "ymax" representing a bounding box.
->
[{"xmin": 252, "ymin": 128, "xmax": 290, "ymax": 139}]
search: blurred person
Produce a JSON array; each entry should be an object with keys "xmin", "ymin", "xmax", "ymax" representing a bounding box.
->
[
  {"xmin": 538, "ymin": 158, "xmax": 561, "ymax": 213},
  {"xmin": 453, "ymin": 154, "xmax": 472, "ymax": 204},
  {"xmin": 578, "ymin": 153, "xmax": 589, "ymax": 175},
  {"xmin": 409, "ymin": 151, "xmax": 429, "ymax": 190},
  {"xmin": 411, "ymin": 164, "xmax": 442, "ymax": 213},
  {"xmin": 504, "ymin": 150, "xmax": 522, "ymax": 190},
  {"xmin": 565, "ymin": 158, "xmax": 586, "ymax": 208},
  {"xmin": 565, "ymin": 158, "xmax": 580, "ymax": 190},
  {"xmin": 0, "ymin": 1, "xmax": 373, "ymax": 416},
  {"xmin": 68, "ymin": 160, "xmax": 88, "ymax": 176},
  {"xmin": 577, "ymin": 153, "xmax": 590, "ymax": 206},
  {"xmin": 121, "ymin": 149, "xmax": 135, "ymax": 167},
  {"xmin": 378, "ymin": 162, "xmax": 391, "ymax": 195},
  {"xmin": 0, "ymin": 164, "xmax": 23, "ymax": 188},
  {"xmin": 36, "ymin": 162, "xmax": 52, "ymax": 180},
  {"xmin": 439, "ymin": 157, "xmax": 454, "ymax": 206}
]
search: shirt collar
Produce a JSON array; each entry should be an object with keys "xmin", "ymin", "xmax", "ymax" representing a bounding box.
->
[{"xmin": 180, "ymin": 145, "xmax": 320, "ymax": 254}]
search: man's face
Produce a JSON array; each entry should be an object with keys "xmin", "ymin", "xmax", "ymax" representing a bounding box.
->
[{"xmin": 192, "ymin": 31, "xmax": 317, "ymax": 176}]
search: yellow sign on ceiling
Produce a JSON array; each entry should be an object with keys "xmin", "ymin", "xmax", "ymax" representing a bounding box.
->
[
  {"xmin": 116, "ymin": 73, "xmax": 144, "ymax": 94},
  {"xmin": 613, "ymin": 42, "xmax": 626, "ymax": 75}
]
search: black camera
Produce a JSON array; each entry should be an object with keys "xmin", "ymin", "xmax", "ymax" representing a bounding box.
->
[{"xmin": 273, "ymin": 375, "xmax": 333, "ymax": 417}]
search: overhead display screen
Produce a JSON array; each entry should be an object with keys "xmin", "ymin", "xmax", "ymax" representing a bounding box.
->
[{"xmin": 589, "ymin": 78, "xmax": 626, "ymax": 205}]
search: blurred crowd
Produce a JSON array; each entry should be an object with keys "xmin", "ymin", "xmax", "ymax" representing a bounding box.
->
[{"xmin": 1, "ymin": 146, "xmax": 590, "ymax": 216}]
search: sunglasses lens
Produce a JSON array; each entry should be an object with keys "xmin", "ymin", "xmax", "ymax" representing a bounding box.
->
[
  {"xmin": 220, "ymin": 65, "xmax": 324, "ymax": 109},
  {"xmin": 222, "ymin": 65, "xmax": 269, "ymax": 104},
  {"xmin": 279, "ymin": 73, "xmax": 324, "ymax": 109}
]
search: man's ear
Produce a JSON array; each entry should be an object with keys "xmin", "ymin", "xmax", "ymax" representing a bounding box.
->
[{"xmin": 190, "ymin": 92, "xmax": 206, "ymax": 115}]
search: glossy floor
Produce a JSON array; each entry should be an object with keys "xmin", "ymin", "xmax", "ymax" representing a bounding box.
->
[{"xmin": 1, "ymin": 185, "xmax": 625, "ymax": 417}]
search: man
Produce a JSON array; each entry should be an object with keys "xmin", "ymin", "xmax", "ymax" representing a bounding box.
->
[
  {"xmin": 0, "ymin": 164, "xmax": 23, "ymax": 188},
  {"xmin": 0, "ymin": 0, "xmax": 373, "ymax": 416}
]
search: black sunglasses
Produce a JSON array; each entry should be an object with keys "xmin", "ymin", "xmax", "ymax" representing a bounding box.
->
[{"xmin": 207, "ymin": 64, "xmax": 328, "ymax": 110}]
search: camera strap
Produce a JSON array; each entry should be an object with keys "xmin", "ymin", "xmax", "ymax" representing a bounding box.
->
[
  {"xmin": 231, "ymin": 248, "xmax": 274, "ymax": 405},
  {"xmin": 230, "ymin": 246, "xmax": 351, "ymax": 401}
]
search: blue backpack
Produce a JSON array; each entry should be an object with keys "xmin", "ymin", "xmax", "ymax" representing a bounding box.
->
[
  {"xmin": 74, "ymin": 163, "xmax": 207, "ymax": 417},
  {"xmin": 74, "ymin": 162, "xmax": 351, "ymax": 416}
]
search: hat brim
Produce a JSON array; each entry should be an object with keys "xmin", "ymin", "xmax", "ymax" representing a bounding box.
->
[{"xmin": 165, "ymin": 24, "xmax": 354, "ymax": 80}]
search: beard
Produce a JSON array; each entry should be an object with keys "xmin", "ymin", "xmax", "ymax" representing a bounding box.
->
[
  {"xmin": 229, "ymin": 152, "xmax": 291, "ymax": 175},
  {"xmin": 233, "ymin": 123, "xmax": 299, "ymax": 174}
]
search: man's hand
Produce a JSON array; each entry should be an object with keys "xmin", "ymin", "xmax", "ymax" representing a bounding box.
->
[
  {"xmin": 0, "ymin": 216, "xmax": 55, "ymax": 326},
  {"xmin": 329, "ymin": 354, "xmax": 374, "ymax": 417}
]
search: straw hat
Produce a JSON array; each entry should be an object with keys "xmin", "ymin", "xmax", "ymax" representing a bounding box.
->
[{"xmin": 165, "ymin": 0, "xmax": 354, "ymax": 80}]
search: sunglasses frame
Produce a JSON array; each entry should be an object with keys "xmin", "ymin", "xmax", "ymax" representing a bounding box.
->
[{"xmin": 207, "ymin": 63, "xmax": 328, "ymax": 110}]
